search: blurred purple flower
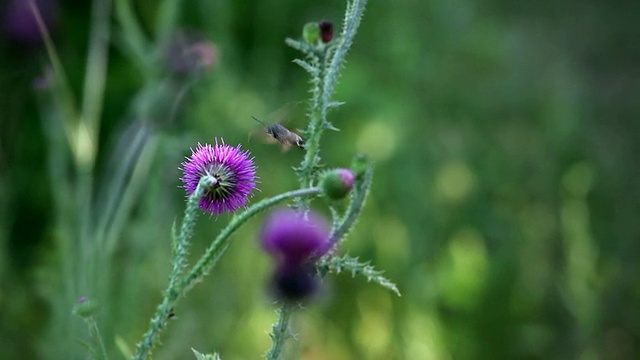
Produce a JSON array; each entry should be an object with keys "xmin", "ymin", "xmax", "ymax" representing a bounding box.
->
[
  {"xmin": 260, "ymin": 208, "xmax": 331, "ymax": 264},
  {"xmin": 180, "ymin": 140, "xmax": 257, "ymax": 214},
  {"xmin": 165, "ymin": 31, "xmax": 219, "ymax": 76},
  {"xmin": 270, "ymin": 262, "xmax": 319, "ymax": 302},
  {"xmin": 3, "ymin": 0, "xmax": 58, "ymax": 44}
]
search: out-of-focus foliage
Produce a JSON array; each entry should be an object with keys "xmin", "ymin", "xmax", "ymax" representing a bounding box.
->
[{"xmin": 0, "ymin": 0, "xmax": 637, "ymax": 359}]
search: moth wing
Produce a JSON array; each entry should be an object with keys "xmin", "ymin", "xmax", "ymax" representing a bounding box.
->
[
  {"xmin": 248, "ymin": 125, "xmax": 279, "ymax": 145},
  {"xmin": 279, "ymin": 142, "xmax": 293, "ymax": 153}
]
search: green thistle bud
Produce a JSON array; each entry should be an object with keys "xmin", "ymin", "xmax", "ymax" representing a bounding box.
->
[
  {"xmin": 72, "ymin": 296, "xmax": 99, "ymax": 318},
  {"xmin": 303, "ymin": 22, "xmax": 321, "ymax": 45},
  {"xmin": 321, "ymin": 168, "xmax": 355, "ymax": 200},
  {"xmin": 350, "ymin": 154, "xmax": 370, "ymax": 180}
]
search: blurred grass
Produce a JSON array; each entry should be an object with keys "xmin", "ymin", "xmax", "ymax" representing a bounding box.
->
[{"xmin": 1, "ymin": 0, "xmax": 638, "ymax": 359}]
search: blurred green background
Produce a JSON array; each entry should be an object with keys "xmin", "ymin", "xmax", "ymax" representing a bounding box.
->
[{"xmin": 0, "ymin": 0, "xmax": 638, "ymax": 359}]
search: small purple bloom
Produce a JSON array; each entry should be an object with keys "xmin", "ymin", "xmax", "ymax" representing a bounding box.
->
[
  {"xmin": 271, "ymin": 262, "xmax": 319, "ymax": 302},
  {"xmin": 180, "ymin": 140, "xmax": 257, "ymax": 214},
  {"xmin": 260, "ymin": 208, "xmax": 330, "ymax": 264},
  {"xmin": 72, "ymin": 296, "xmax": 98, "ymax": 317},
  {"xmin": 319, "ymin": 20, "xmax": 334, "ymax": 43}
]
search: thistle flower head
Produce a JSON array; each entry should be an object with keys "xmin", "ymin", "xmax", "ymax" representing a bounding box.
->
[
  {"xmin": 72, "ymin": 296, "xmax": 99, "ymax": 318},
  {"xmin": 260, "ymin": 208, "xmax": 331, "ymax": 264},
  {"xmin": 180, "ymin": 140, "xmax": 257, "ymax": 214}
]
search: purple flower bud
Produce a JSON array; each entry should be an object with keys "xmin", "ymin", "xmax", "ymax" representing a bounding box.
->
[
  {"xmin": 260, "ymin": 208, "xmax": 330, "ymax": 264},
  {"xmin": 321, "ymin": 168, "xmax": 355, "ymax": 200},
  {"xmin": 72, "ymin": 296, "xmax": 99, "ymax": 318},
  {"xmin": 319, "ymin": 20, "xmax": 334, "ymax": 43},
  {"xmin": 271, "ymin": 263, "xmax": 318, "ymax": 302},
  {"xmin": 180, "ymin": 140, "xmax": 257, "ymax": 214}
]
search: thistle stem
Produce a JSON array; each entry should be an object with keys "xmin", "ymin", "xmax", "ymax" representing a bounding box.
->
[
  {"xmin": 296, "ymin": 0, "xmax": 368, "ymax": 204},
  {"xmin": 265, "ymin": 303, "xmax": 293, "ymax": 360},
  {"xmin": 133, "ymin": 186, "xmax": 321, "ymax": 360},
  {"xmin": 132, "ymin": 177, "xmax": 209, "ymax": 360}
]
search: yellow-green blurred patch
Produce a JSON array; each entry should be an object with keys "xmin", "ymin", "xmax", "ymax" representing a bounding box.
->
[
  {"xmin": 434, "ymin": 161, "xmax": 476, "ymax": 204},
  {"xmin": 373, "ymin": 217, "xmax": 409, "ymax": 268},
  {"xmin": 436, "ymin": 227, "xmax": 487, "ymax": 310},
  {"xmin": 404, "ymin": 309, "xmax": 450, "ymax": 360},
  {"xmin": 355, "ymin": 289, "xmax": 393, "ymax": 358},
  {"xmin": 562, "ymin": 162, "xmax": 594, "ymax": 197},
  {"xmin": 356, "ymin": 120, "xmax": 398, "ymax": 161}
]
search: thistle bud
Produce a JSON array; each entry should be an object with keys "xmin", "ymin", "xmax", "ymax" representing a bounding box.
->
[
  {"xmin": 321, "ymin": 168, "xmax": 355, "ymax": 200},
  {"xmin": 319, "ymin": 20, "xmax": 334, "ymax": 43},
  {"xmin": 350, "ymin": 154, "xmax": 370, "ymax": 180},
  {"xmin": 72, "ymin": 296, "xmax": 99, "ymax": 318},
  {"xmin": 303, "ymin": 22, "xmax": 321, "ymax": 45}
]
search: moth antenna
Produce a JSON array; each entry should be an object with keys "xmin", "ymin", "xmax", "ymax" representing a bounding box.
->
[{"xmin": 250, "ymin": 116, "xmax": 267, "ymax": 126}]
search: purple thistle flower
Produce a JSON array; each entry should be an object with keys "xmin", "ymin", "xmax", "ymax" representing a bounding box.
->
[
  {"xmin": 180, "ymin": 140, "xmax": 257, "ymax": 214},
  {"xmin": 260, "ymin": 208, "xmax": 331, "ymax": 264}
]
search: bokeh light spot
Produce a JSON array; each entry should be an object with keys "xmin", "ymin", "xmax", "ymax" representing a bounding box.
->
[
  {"xmin": 356, "ymin": 120, "xmax": 397, "ymax": 161},
  {"xmin": 437, "ymin": 227, "xmax": 487, "ymax": 310},
  {"xmin": 435, "ymin": 161, "xmax": 476, "ymax": 203}
]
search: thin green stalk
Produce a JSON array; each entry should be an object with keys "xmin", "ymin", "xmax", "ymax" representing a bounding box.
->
[
  {"xmin": 114, "ymin": 0, "xmax": 151, "ymax": 78},
  {"xmin": 29, "ymin": 0, "xmax": 79, "ymax": 153},
  {"xmin": 94, "ymin": 122, "xmax": 152, "ymax": 252},
  {"xmin": 81, "ymin": 0, "xmax": 111, "ymax": 149},
  {"xmin": 78, "ymin": 0, "xmax": 112, "ymax": 307},
  {"xmin": 89, "ymin": 317, "xmax": 109, "ymax": 360},
  {"xmin": 298, "ymin": 49, "xmax": 326, "ymax": 190},
  {"xmin": 266, "ymin": 304, "xmax": 293, "ymax": 360},
  {"xmin": 156, "ymin": 0, "xmax": 183, "ymax": 47},
  {"xmin": 329, "ymin": 164, "xmax": 373, "ymax": 246}
]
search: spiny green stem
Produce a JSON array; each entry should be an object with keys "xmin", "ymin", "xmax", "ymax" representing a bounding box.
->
[
  {"xmin": 297, "ymin": 0, "xmax": 368, "ymax": 202},
  {"xmin": 265, "ymin": 304, "xmax": 293, "ymax": 360},
  {"xmin": 329, "ymin": 164, "xmax": 373, "ymax": 246},
  {"xmin": 132, "ymin": 178, "xmax": 210, "ymax": 360}
]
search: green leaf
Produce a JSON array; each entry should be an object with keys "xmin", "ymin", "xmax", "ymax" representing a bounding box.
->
[
  {"xmin": 192, "ymin": 348, "xmax": 221, "ymax": 360},
  {"xmin": 319, "ymin": 254, "xmax": 401, "ymax": 296},
  {"xmin": 292, "ymin": 59, "xmax": 319, "ymax": 76}
]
